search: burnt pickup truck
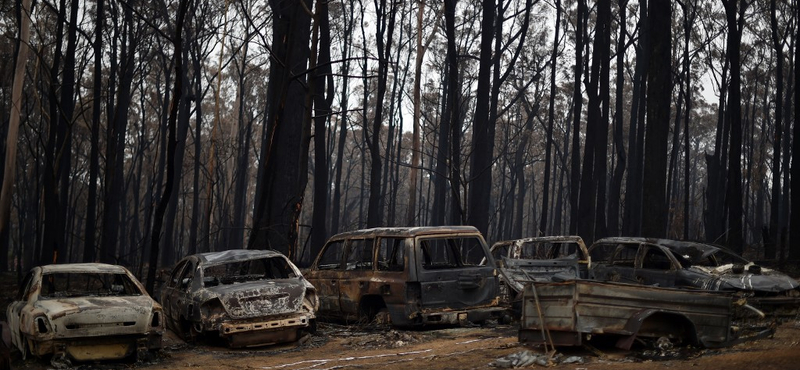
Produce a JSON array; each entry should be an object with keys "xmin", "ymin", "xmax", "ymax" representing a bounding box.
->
[
  {"xmin": 518, "ymin": 279, "xmax": 769, "ymax": 350},
  {"xmin": 490, "ymin": 236, "xmax": 590, "ymax": 309}
]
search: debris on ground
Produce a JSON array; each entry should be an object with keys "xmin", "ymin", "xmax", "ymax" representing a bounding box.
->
[{"xmin": 490, "ymin": 350, "xmax": 584, "ymax": 368}]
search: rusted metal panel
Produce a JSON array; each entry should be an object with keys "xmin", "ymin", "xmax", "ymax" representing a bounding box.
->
[{"xmin": 520, "ymin": 280, "xmax": 735, "ymax": 349}]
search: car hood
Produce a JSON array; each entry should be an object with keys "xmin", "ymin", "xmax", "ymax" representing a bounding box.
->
[
  {"xmin": 35, "ymin": 295, "xmax": 158, "ymax": 338},
  {"xmin": 688, "ymin": 264, "xmax": 800, "ymax": 293},
  {"xmin": 199, "ymin": 279, "xmax": 306, "ymax": 319}
]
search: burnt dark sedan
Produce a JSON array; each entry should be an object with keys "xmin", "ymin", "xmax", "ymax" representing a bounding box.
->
[
  {"xmin": 160, "ymin": 250, "xmax": 318, "ymax": 348},
  {"xmin": 589, "ymin": 237, "xmax": 800, "ymax": 316}
]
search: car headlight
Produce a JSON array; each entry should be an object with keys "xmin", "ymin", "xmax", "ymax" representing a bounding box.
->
[
  {"xmin": 200, "ymin": 299, "xmax": 227, "ymax": 321},
  {"xmin": 303, "ymin": 289, "xmax": 319, "ymax": 312},
  {"xmin": 34, "ymin": 315, "xmax": 52, "ymax": 334}
]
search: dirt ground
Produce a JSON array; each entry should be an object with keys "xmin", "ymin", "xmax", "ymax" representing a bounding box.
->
[{"xmin": 4, "ymin": 319, "xmax": 800, "ymax": 370}]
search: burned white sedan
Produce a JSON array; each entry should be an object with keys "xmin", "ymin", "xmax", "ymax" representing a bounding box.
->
[
  {"xmin": 161, "ymin": 249, "xmax": 317, "ymax": 348},
  {"xmin": 5, "ymin": 263, "xmax": 163, "ymax": 363}
]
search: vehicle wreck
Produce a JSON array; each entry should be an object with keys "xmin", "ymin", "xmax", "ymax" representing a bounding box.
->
[
  {"xmin": 490, "ymin": 236, "xmax": 590, "ymax": 309},
  {"xmin": 589, "ymin": 237, "xmax": 800, "ymax": 317},
  {"xmin": 518, "ymin": 280, "xmax": 772, "ymax": 350},
  {"xmin": 306, "ymin": 226, "xmax": 507, "ymax": 326},
  {"xmin": 161, "ymin": 249, "xmax": 317, "ymax": 348},
  {"xmin": 5, "ymin": 263, "xmax": 163, "ymax": 363}
]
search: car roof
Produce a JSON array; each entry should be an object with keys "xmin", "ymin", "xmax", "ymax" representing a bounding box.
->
[
  {"xmin": 327, "ymin": 226, "xmax": 481, "ymax": 240},
  {"xmin": 492, "ymin": 235, "xmax": 585, "ymax": 248},
  {"xmin": 591, "ymin": 237, "xmax": 724, "ymax": 256},
  {"xmin": 40, "ymin": 263, "xmax": 129, "ymax": 274},
  {"xmin": 193, "ymin": 249, "xmax": 287, "ymax": 265}
]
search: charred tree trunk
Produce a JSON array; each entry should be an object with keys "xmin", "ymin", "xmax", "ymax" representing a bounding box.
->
[
  {"xmin": 540, "ymin": 0, "xmax": 561, "ymax": 236},
  {"xmin": 623, "ymin": 0, "xmax": 648, "ymax": 236},
  {"xmin": 723, "ymin": 0, "xmax": 745, "ymax": 254},
  {"xmin": 608, "ymin": 0, "xmax": 628, "ymax": 236},
  {"xmin": 310, "ymin": 0, "xmax": 334, "ymax": 263},
  {"xmin": 468, "ymin": 0, "xmax": 496, "ymax": 236},
  {"xmin": 147, "ymin": 0, "xmax": 191, "ymax": 294},
  {"xmin": 249, "ymin": 0, "xmax": 312, "ymax": 259},
  {"xmin": 641, "ymin": 0, "xmax": 672, "ymax": 238},
  {"xmin": 768, "ymin": 0, "xmax": 783, "ymax": 259},
  {"xmin": 569, "ymin": 0, "xmax": 586, "ymax": 234}
]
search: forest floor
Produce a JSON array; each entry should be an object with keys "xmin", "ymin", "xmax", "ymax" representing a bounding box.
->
[{"xmin": 3, "ymin": 272, "xmax": 800, "ymax": 370}]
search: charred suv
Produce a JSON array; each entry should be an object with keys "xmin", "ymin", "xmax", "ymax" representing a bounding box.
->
[
  {"xmin": 305, "ymin": 226, "xmax": 506, "ymax": 326},
  {"xmin": 161, "ymin": 250, "xmax": 317, "ymax": 348},
  {"xmin": 5, "ymin": 263, "xmax": 163, "ymax": 363},
  {"xmin": 589, "ymin": 237, "xmax": 800, "ymax": 316}
]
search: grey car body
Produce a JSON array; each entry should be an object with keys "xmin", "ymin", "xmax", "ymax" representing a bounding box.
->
[
  {"xmin": 160, "ymin": 249, "xmax": 317, "ymax": 348},
  {"xmin": 589, "ymin": 237, "xmax": 800, "ymax": 315},
  {"xmin": 305, "ymin": 226, "xmax": 506, "ymax": 326},
  {"xmin": 490, "ymin": 236, "xmax": 590, "ymax": 308},
  {"xmin": 5, "ymin": 263, "xmax": 163, "ymax": 363}
]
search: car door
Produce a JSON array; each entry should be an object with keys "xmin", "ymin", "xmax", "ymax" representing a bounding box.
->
[
  {"xmin": 634, "ymin": 244, "xmax": 679, "ymax": 287},
  {"xmin": 416, "ymin": 234, "xmax": 499, "ymax": 309},
  {"xmin": 308, "ymin": 240, "xmax": 345, "ymax": 316},
  {"xmin": 592, "ymin": 243, "xmax": 639, "ymax": 283},
  {"xmin": 161, "ymin": 260, "xmax": 189, "ymax": 329},
  {"xmin": 338, "ymin": 238, "xmax": 374, "ymax": 316}
]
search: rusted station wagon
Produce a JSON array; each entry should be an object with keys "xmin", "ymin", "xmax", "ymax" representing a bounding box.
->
[
  {"xmin": 589, "ymin": 237, "xmax": 800, "ymax": 317},
  {"xmin": 5, "ymin": 263, "xmax": 163, "ymax": 363},
  {"xmin": 161, "ymin": 249, "xmax": 317, "ymax": 348},
  {"xmin": 490, "ymin": 236, "xmax": 590, "ymax": 308},
  {"xmin": 306, "ymin": 226, "xmax": 507, "ymax": 326}
]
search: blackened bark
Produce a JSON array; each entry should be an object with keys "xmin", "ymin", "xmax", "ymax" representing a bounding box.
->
[
  {"xmin": 623, "ymin": 0, "xmax": 648, "ymax": 236},
  {"xmin": 569, "ymin": 0, "xmax": 586, "ymax": 234},
  {"xmin": 147, "ymin": 0, "xmax": 191, "ymax": 294},
  {"xmin": 249, "ymin": 0, "xmax": 312, "ymax": 259},
  {"xmin": 768, "ymin": 0, "xmax": 783, "ymax": 259},
  {"xmin": 683, "ymin": 0, "xmax": 694, "ymax": 240},
  {"xmin": 608, "ymin": 0, "xmax": 628, "ymax": 236},
  {"xmin": 641, "ymin": 0, "xmax": 672, "ymax": 238},
  {"xmin": 468, "ymin": 0, "xmax": 495, "ymax": 236},
  {"xmin": 723, "ymin": 0, "xmax": 744, "ymax": 254},
  {"xmin": 578, "ymin": 0, "xmax": 610, "ymax": 243},
  {"xmin": 790, "ymin": 9, "xmax": 800, "ymax": 260},
  {"xmin": 331, "ymin": 2, "xmax": 353, "ymax": 235},
  {"xmin": 540, "ymin": 0, "xmax": 561, "ymax": 236},
  {"xmin": 310, "ymin": 0, "xmax": 334, "ymax": 262},
  {"xmin": 102, "ymin": 6, "xmax": 139, "ymax": 263},
  {"xmin": 366, "ymin": 0, "xmax": 396, "ymax": 228}
]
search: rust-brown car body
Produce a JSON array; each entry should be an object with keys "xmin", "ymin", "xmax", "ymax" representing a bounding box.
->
[
  {"xmin": 305, "ymin": 226, "xmax": 506, "ymax": 326},
  {"xmin": 160, "ymin": 249, "xmax": 317, "ymax": 348},
  {"xmin": 5, "ymin": 263, "xmax": 163, "ymax": 362}
]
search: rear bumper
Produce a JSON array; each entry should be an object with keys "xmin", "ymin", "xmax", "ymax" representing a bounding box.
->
[
  {"xmin": 217, "ymin": 313, "xmax": 312, "ymax": 348},
  {"xmin": 418, "ymin": 306, "xmax": 507, "ymax": 325},
  {"xmin": 29, "ymin": 332, "xmax": 161, "ymax": 361}
]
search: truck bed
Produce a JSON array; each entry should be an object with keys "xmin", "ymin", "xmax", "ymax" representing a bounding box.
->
[{"xmin": 519, "ymin": 280, "xmax": 735, "ymax": 349}]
